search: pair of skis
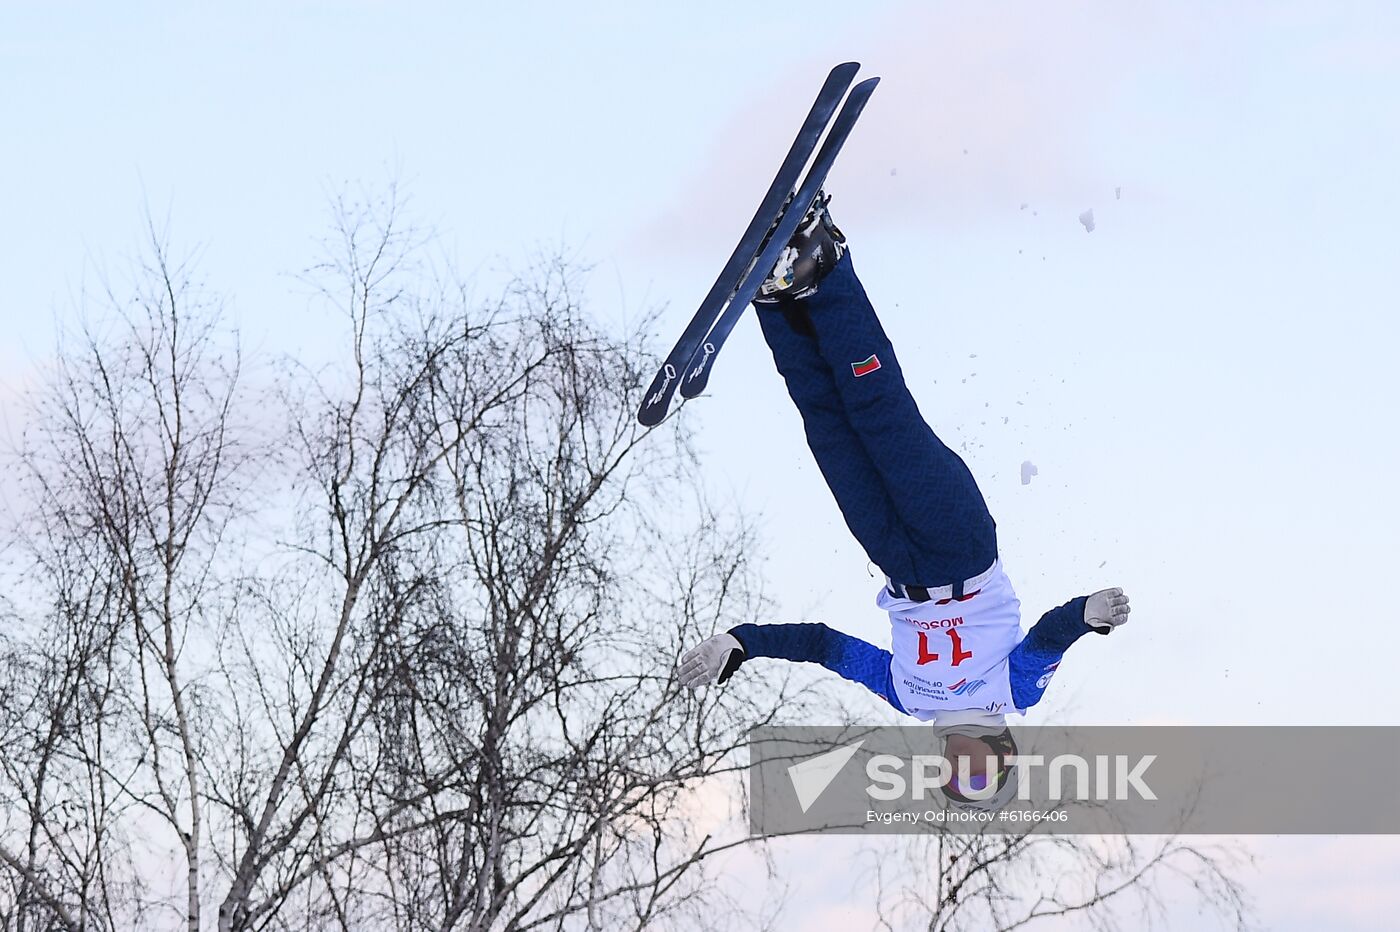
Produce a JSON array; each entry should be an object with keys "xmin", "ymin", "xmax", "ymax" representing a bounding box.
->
[{"xmin": 636, "ymin": 62, "xmax": 879, "ymax": 427}]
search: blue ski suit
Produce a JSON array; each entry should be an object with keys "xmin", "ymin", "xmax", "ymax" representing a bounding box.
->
[{"xmin": 730, "ymin": 251, "xmax": 1098, "ymax": 715}]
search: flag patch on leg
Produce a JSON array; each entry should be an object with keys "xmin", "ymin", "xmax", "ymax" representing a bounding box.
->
[{"xmin": 851, "ymin": 354, "xmax": 881, "ymax": 377}]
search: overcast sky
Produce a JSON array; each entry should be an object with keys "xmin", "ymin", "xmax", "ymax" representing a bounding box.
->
[{"xmin": 3, "ymin": 2, "xmax": 1399, "ymax": 928}]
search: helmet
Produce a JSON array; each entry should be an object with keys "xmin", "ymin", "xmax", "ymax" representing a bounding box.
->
[{"xmin": 939, "ymin": 726, "xmax": 1020, "ymax": 813}]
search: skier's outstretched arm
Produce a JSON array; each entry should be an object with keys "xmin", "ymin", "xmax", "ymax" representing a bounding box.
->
[
  {"xmin": 1008, "ymin": 588, "xmax": 1132, "ymax": 709},
  {"xmin": 678, "ymin": 622, "xmax": 906, "ymax": 713}
]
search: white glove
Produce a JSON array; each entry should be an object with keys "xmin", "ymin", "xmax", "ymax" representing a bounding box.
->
[
  {"xmin": 1084, "ymin": 587, "xmax": 1131, "ymax": 634},
  {"xmin": 678, "ymin": 633, "xmax": 745, "ymax": 688}
]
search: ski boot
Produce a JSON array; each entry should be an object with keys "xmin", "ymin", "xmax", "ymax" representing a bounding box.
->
[{"xmin": 753, "ymin": 190, "xmax": 846, "ymax": 304}]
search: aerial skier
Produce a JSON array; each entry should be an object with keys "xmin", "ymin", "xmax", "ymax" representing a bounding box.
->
[{"xmin": 678, "ymin": 193, "xmax": 1132, "ymax": 807}]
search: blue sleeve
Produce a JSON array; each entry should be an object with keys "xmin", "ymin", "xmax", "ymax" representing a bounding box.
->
[
  {"xmin": 729, "ymin": 622, "xmax": 907, "ymax": 714},
  {"xmin": 1007, "ymin": 596, "xmax": 1092, "ymax": 710}
]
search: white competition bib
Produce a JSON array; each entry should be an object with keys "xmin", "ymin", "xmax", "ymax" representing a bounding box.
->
[{"xmin": 878, "ymin": 560, "xmax": 1024, "ymax": 719}]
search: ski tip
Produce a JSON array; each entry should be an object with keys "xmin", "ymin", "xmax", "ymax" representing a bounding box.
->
[{"xmin": 827, "ymin": 62, "xmax": 861, "ymax": 83}]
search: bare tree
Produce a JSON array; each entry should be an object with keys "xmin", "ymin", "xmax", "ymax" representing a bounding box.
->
[
  {"xmin": 202, "ymin": 193, "xmax": 790, "ymax": 931},
  {"xmin": 0, "ymin": 197, "xmax": 790, "ymax": 932},
  {"xmin": 2, "ymin": 229, "xmax": 243, "ymax": 932},
  {"xmin": 858, "ymin": 828, "xmax": 1251, "ymax": 932}
]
